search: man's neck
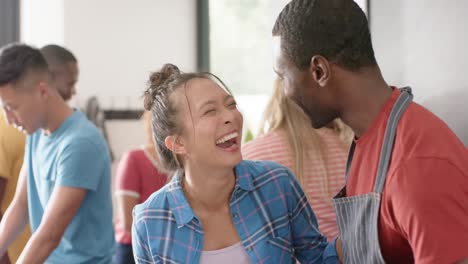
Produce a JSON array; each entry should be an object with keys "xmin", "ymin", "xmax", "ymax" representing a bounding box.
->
[
  {"xmin": 42, "ymin": 95, "xmax": 74, "ymax": 136},
  {"xmin": 338, "ymin": 67, "xmax": 393, "ymax": 138}
]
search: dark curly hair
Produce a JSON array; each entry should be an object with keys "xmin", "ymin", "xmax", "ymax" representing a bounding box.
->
[{"xmin": 272, "ymin": 0, "xmax": 377, "ymax": 71}]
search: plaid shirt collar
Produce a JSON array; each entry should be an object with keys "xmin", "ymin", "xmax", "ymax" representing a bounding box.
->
[{"xmin": 165, "ymin": 162, "xmax": 255, "ymax": 228}]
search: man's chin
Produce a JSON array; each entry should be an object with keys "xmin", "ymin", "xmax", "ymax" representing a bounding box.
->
[
  {"xmin": 307, "ymin": 110, "xmax": 337, "ymax": 129},
  {"xmin": 310, "ymin": 121, "xmax": 325, "ymax": 129},
  {"xmin": 59, "ymin": 92, "xmax": 72, "ymax": 102},
  {"xmin": 22, "ymin": 128, "xmax": 32, "ymax": 134},
  {"xmin": 22, "ymin": 127, "xmax": 38, "ymax": 135},
  {"xmin": 18, "ymin": 128, "xmax": 29, "ymax": 134},
  {"xmin": 310, "ymin": 116, "xmax": 334, "ymax": 129}
]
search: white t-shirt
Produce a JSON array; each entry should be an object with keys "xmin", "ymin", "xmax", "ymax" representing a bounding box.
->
[{"xmin": 200, "ymin": 242, "xmax": 251, "ymax": 264}]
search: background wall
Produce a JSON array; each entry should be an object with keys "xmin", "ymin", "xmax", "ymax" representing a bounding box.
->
[
  {"xmin": 371, "ymin": 0, "xmax": 468, "ymax": 145},
  {"xmin": 64, "ymin": 0, "xmax": 197, "ymax": 110},
  {"xmin": 21, "ymin": 0, "xmax": 196, "ymax": 111},
  {"xmin": 21, "ymin": 0, "xmax": 198, "ymax": 158},
  {"xmin": 21, "ymin": 0, "xmax": 64, "ymax": 46}
]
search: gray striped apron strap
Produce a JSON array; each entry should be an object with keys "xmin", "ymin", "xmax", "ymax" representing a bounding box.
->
[
  {"xmin": 373, "ymin": 87, "xmax": 413, "ymax": 193},
  {"xmin": 345, "ymin": 141, "xmax": 356, "ymax": 183}
]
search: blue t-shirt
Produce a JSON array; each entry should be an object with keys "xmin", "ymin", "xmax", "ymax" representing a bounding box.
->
[{"xmin": 26, "ymin": 110, "xmax": 115, "ymax": 264}]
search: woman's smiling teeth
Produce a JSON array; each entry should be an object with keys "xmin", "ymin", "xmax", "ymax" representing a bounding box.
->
[{"xmin": 216, "ymin": 132, "xmax": 238, "ymax": 145}]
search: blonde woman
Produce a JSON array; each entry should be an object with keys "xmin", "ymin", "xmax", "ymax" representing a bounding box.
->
[{"xmin": 242, "ymin": 79, "xmax": 352, "ymax": 241}]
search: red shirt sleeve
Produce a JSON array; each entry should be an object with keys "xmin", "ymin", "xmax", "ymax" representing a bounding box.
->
[
  {"xmin": 115, "ymin": 151, "xmax": 141, "ymax": 198},
  {"xmin": 387, "ymin": 157, "xmax": 468, "ymax": 264}
]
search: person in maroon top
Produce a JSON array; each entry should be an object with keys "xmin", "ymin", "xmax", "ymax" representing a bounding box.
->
[
  {"xmin": 113, "ymin": 111, "xmax": 168, "ymax": 264},
  {"xmin": 272, "ymin": 0, "xmax": 468, "ymax": 263}
]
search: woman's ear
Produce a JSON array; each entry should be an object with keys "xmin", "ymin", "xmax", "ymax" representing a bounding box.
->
[{"xmin": 164, "ymin": 135, "xmax": 186, "ymax": 155}]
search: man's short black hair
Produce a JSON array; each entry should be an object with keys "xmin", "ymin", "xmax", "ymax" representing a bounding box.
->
[
  {"xmin": 40, "ymin": 44, "xmax": 77, "ymax": 69},
  {"xmin": 0, "ymin": 43, "xmax": 49, "ymax": 86},
  {"xmin": 273, "ymin": 0, "xmax": 377, "ymax": 71}
]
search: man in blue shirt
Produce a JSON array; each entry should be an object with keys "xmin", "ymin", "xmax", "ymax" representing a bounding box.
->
[{"xmin": 0, "ymin": 44, "xmax": 114, "ymax": 263}]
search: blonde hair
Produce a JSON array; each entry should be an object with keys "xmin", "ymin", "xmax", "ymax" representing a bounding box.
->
[{"xmin": 259, "ymin": 79, "xmax": 353, "ymax": 199}]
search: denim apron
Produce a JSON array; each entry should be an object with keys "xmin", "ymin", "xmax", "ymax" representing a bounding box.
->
[{"xmin": 332, "ymin": 87, "xmax": 413, "ymax": 263}]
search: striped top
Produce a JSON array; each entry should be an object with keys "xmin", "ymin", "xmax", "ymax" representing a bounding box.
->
[
  {"xmin": 242, "ymin": 128, "xmax": 348, "ymax": 241},
  {"xmin": 132, "ymin": 160, "xmax": 338, "ymax": 264}
]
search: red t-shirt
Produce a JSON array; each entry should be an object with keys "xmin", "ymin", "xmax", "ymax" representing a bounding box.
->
[
  {"xmin": 347, "ymin": 88, "xmax": 468, "ymax": 263},
  {"xmin": 114, "ymin": 148, "xmax": 168, "ymax": 244}
]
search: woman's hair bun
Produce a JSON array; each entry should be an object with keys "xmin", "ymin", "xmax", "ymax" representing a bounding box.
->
[{"xmin": 144, "ymin": 63, "xmax": 180, "ymax": 110}]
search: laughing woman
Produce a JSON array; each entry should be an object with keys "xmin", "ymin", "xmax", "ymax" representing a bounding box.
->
[{"xmin": 132, "ymin": 64, "xmax": 338, "ymax": 264}]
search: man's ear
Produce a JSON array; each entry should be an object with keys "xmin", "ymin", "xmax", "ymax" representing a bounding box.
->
[
  {"xmin": 310, "ymin": 55, "xmax": 331, "ymax": 87},
  {"xmin": 37, "ymin": 81, "xmax": 51, "ymax": 99},
  {"xmin": 164, "ymin": 135, "xmax": 186, "ymax": 155}
]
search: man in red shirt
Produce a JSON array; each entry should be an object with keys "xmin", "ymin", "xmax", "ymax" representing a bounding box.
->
[{"xmin": 272, "ymin": 0, "xmax": 468, "ymax": 263}]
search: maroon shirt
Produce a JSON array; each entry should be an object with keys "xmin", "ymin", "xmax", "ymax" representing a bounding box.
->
[{"xmin": 115, "ymin": 148, "xmax": 167, "ymax": 244}]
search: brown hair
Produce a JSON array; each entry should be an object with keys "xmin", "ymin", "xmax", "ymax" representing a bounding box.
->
[
  {"xmin": 0, "ymin": 44, "xmax": 49, "ymax": 87},
  {"xmin": 142, "ymin": 111, "xmax": 154, "ymax": 148},
  {"xmin": 259, "ymin": 78, "xmax": 353, "ymax": 199},
  {"xmin": 143, "ymin": 63, "xmax": 232, "ymax": 175}
]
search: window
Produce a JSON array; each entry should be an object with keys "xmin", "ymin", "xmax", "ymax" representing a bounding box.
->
[{"xmin": 207, "ymin": 0, "xmax": 368, "ymax": 136}]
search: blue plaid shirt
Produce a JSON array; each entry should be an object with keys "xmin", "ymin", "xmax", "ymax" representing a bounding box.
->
[{"xmin": 132, "ymin": 160, "xmax": 338, "ymax": 263}]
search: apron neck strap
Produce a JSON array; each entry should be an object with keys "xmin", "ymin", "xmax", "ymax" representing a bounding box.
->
[
  {"xmin": 345, "ymin": 141, "xmax": 356, "ymax": 182},
  {"xmin": 344, "ymin": 87, "xmax": 413, "ymax": 193},
  {"xmin": 373, "ymin": 87, "xmax": 413, "ymax": 193}
]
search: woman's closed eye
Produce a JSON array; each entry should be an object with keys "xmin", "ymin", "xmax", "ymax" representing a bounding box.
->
[
  {"xmin": 227, "ymin": 101, "xmax": 237, "ymax": 108},
  {"xmin": 203, "ymin": 108, "xmax": 216, "ymax": 115}
]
